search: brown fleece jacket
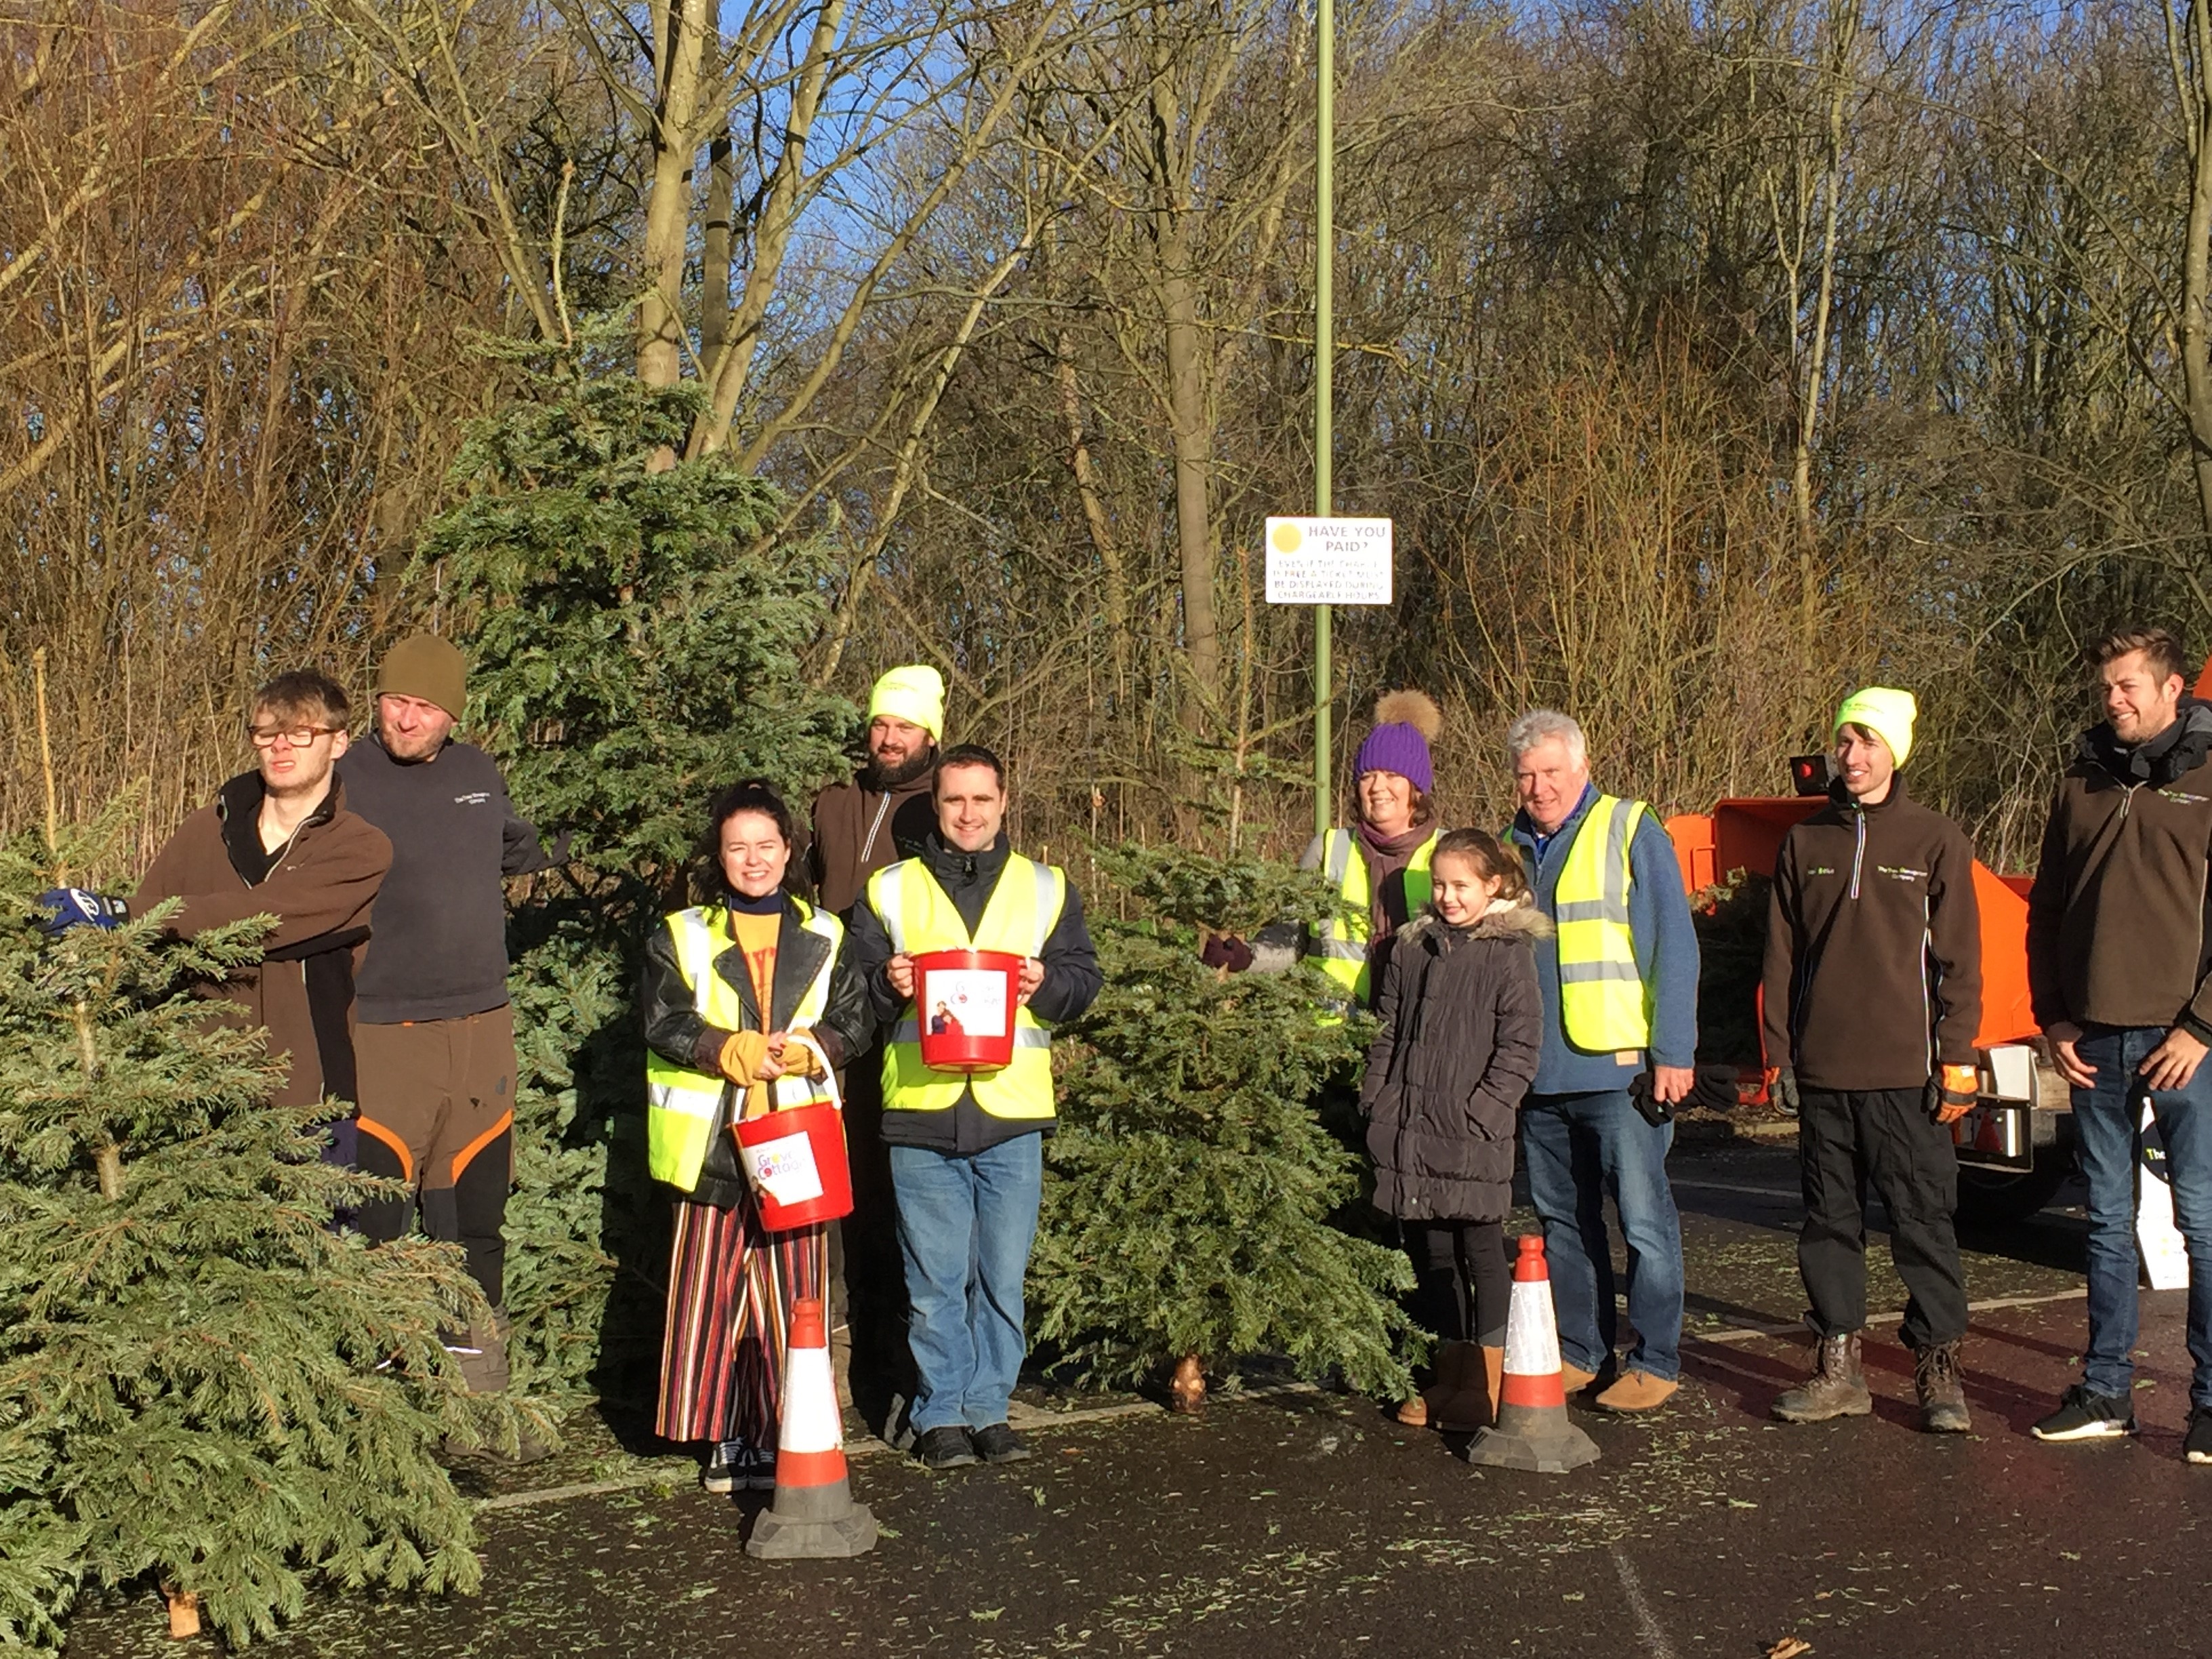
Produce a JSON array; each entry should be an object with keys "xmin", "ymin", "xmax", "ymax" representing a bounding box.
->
[
  {"xmin": 1761, "ymin": 779, "xmax": 1982, "ymax": 1091},
  {"xmin": 806, "ymin": 766, "xmax": 937, "ymax": 916},
  {"xmin": 2027, "ymin": 703, "xmax": 2212, "ymax": 1039},
  {"xmin": 134, "ymin": 773, "xmax": 392, "ymax": 1107}
]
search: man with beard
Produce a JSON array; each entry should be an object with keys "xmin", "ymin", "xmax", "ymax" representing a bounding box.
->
[
  {"xmin": 2027, "ymin": 626, "xmax": 2212, "ymax": 1460},
  {"xmin": 805, "ymin": 664, "xmax": 945, "ymax": 1414},
  {"xmin": 807, "ymin": 665, "xmax": 945, "ymax": 916},
  {"xmin": 337, "ymin": 633, "xmax": 566, "ymax": 1458}
]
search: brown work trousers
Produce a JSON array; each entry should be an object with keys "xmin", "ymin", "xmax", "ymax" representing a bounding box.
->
[{"xmin": 354, "ymin": 1004, "xmax": 517, "ymax": 1306}]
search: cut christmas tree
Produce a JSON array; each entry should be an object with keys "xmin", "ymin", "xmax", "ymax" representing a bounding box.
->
[
  {"xmin": 405, "ymin": 336, "xmax": 855, "ymax": 1404},
  {"xmin": 1029, "ymin": 843, "xmax": 1418, "ymax": 1411},
  {"xmin": 0, "ymin": 809, "xmax": 516, "ymax": 1648}
]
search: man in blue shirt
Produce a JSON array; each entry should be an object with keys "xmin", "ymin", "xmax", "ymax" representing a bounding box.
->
[{"xmin": 1507, "ymin": 710, "xmax": 1700, "ymax": 1412}]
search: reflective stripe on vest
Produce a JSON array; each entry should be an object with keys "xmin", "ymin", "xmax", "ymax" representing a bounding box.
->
[
  {"xmin": 1310, "ymin": 827, "xmax": 1437, "ymax": 1005},
  {"xmin": 644, "ymin": 901, "xmax": 841, "ymax": 1194},
  {"xmin": 1552, "ymin": 795, "xmax": 1653, "ymax": 1051},
  {"xmin": 867, "ymin": 854, "xmax": 1066, "ymax": 1120}
]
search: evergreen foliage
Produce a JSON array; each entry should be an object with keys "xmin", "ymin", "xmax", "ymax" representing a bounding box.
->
[
  {"xmin": 1087, "ymin": 840, "xmax": 1339, "ymax": 938},
  {"xmin": 405, "ymin": 341, "xmax": 856, "ymax": 1400},
  {"xmin": 0, "ymin": 813, "xmax": 506, "ymax": 1648},
  {"xmin": 1031, "ymin": 844, "xmax": 1419, "ymax": 1399}
]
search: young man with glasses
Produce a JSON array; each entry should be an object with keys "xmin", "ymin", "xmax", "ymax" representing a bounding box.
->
[{"xmin": 84, "ymin": 670, "xmax": 393, "ymax": 1152}]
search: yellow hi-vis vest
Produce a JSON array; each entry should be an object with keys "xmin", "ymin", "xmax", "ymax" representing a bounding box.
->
[
  {"xmin": 1311, "ymin": 827, "xmax": 1438, "ymax": 1004},
  {"xmin": 1553, "ymin": 794, "xmax": 1654, "ymax": 1052},
  {"xmin": 867, "ymin": 853, "xmax": 1066, "ymax": 1120},
  {"xmin": 644, "ymin": 901, "xmax": 841, "ymax": 1195}
]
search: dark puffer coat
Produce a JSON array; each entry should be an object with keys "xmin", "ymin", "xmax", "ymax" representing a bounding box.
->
[{"xmin": 1359, "ymin": 903, "xmax": 1549, "ymax": 1224}]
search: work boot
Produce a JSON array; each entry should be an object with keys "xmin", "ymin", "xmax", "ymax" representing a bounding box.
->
[
  {"xmin": 1912, "ymin": 1340, "xmax": 1970, "ymax": 1434},
  {"xmin": 1771, "ymin": 1332, "xmax": 1873, "ymax": 1424},
  {"xmin": 1591, "ymin": 1370, "xmax": 1679, "ymax": 1413},
  {"xmin": 1431, "ymin": 1343, "xmax": 1494, "ymax": 1433},
  {"xmin": 440, "ymin": 1307, "xmax": 552, "ymax": 1464}
]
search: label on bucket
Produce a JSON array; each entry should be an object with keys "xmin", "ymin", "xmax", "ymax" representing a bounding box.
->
[
  {"xmin": 744, "ymin": 1129, "xmax": 825, "ymax": 1206},
  {"xmin": 923, "ymin": 969, "xmax": 1008, "ymax": 1038}
]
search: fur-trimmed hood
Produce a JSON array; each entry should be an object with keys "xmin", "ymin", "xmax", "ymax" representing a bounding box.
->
[{"xmin": 1397, "ymin": 899, "xmax": 1554, "ymax": 945}]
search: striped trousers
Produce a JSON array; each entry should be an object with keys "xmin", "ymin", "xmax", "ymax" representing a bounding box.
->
[{"xmin": 655, "ymin": 1193, "xmax": 830, "ymax": 1446}]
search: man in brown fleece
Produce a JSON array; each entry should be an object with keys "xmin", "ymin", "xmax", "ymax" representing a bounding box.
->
[
  {"xmin": 132, "ymin": 670, "xmax": 392, "ymax": 1156},
  {"xmin": 2025, "ymin": 626, "xmax": 2212, "ymax": 1458},
  {"xmin": 1762, "ymin": 686, "xmax": 1982, "ymax": 1434},
  {"xmin": 804, "ymin": 663, "xmax": 945, "ymax": 1410},
  {"xmin": 806, "ymin": 664, "xmax": 945, "ymax": 918}
]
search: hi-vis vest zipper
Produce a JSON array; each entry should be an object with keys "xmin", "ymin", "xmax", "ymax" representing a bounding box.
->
[
  {"xmin": 1311, "ymin": 827, "xmax": 1439, "ymax": 1004},
  {"xmin": 1552, "ymin": 795, "xmax": 1655, "ymax": 1052},
  {"xmin": 644, "ymin": 901, "xmax": 841, "ymax": 1195},
  {"xmin": 867, "ymin": 853, "xmax": 1066, "ymax": 1120}
]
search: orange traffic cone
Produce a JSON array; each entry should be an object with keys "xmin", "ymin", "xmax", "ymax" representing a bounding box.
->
[
  {"xmin": 745, "ymin": 1296, "xmax": 878, "ymax": 1559},
  {"xmin": 1465, "ymin": 1234, "xmax": 1601, "ymax": 1473}
]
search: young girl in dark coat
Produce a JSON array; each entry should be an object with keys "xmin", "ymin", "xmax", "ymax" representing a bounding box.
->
[{"xmin": 1359, "ymin": 828, "xmax": 1549, "ymax": 1432}]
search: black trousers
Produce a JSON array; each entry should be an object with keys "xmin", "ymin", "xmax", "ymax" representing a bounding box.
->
[
  {"xmin": 1405, "ymin": 1220, "xmax": 1511, "ymax": 1348},
  {"xmin": 1798, "ymin": 1087, "xmax": 1969, "ymax": 1349}
]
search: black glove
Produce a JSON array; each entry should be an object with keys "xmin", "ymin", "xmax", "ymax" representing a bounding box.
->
[
  {"xmin": 1199, "ymin": 934, "xmax": 1254, "ymax": 973},
  {"xmin": 37, "ymin": 887, "xmax": 127, "ymax": 936}
]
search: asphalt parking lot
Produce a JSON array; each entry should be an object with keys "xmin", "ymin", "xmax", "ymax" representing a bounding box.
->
[{"xmin": 65, "ymin": 1130, "xmax": 2212, "ymax": 1658}]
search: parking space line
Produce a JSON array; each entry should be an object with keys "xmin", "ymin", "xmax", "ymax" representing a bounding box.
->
[
  {"xmin": 1688, "ymin": 1286, "xmax": 2086, "ymax": 1348},
  {"xmin": 1611, "ymin": 1546, "xmax": 1679, "ymax": 1659}
]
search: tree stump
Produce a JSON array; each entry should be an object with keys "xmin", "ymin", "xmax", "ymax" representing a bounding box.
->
[
  {"xmin": 1169, "ymin": 1353, "xmax": 1206, "ymax": 1414},
  {"xmin": 165, "ymin": 1589, "xmax": 200, "ymax": 1640}
]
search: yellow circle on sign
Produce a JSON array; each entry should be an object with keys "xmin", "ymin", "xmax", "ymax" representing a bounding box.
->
[{"xmin": 1270, "ymin": 521, "xmax": 1303, "ymax": 552}]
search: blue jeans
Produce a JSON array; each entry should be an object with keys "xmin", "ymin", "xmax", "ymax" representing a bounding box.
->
[
  {"xmin": 888, "ymin": 1134, "xmax": 1044, "ymax": 1433},
  {"xmin": 1519, "ymin": 1089, "xmax": 1685, "ymax": 1381},
  {"xmin": 2070, "ymin": 1025, "xmax": 2212, "ymax": 1409}
]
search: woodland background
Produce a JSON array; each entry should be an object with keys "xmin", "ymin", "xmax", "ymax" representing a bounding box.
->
[{"xmin": 12, "ymin": 0, "xmax": 2212, "ymax": 872}]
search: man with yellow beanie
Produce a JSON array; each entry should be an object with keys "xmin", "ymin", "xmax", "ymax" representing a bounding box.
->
[
  {"xmin": 807, "ymin": 665, "xmax": 945, "ymax": 917},
  {"xmin": 803, "ymin": 664, "xmax": 947, "ymax": 1412},
  {"xmin": 1761, "ymin": 687, "xmax": 1984, "ymax": 1434}
]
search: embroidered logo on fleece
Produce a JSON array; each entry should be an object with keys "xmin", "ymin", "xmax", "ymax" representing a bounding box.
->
[
  {"xmin": 1803, "ymin": 864, "xmax": 1837, "ymax": 877},
  {"xmin": 2158, "ymin": 788, "xmax": 2211, "ymax": 806},
  {"xmin": 452, "ymin": 792, "xmax": 492, "ymax": 806},
  {"xmin": 1876, "ymin": 865, "xmax": 1928, "ymax": 884}
]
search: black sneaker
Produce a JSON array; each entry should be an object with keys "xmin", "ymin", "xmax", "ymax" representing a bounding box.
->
[
  {"xmin": 970, "ymin": 1422, "xmax": 1033, "ymax": 1464},
  {"xmin": 701, "ymin": 1439, "xmax": 742, "ymax": 1495},
  {"xmin": 914, "ymin": 1425, "xmax": 977, "ymax": 1471},
  {"xmin": 747, "ymin": 1448, "xmax": 779, "ymax": 1491},
  {"xmin": 2030, "ymin": 1382, "xmax": 2137, "ymax": 1441},
  {"xmin": 2187, "ymin": 1408, "xmax": 2212, "ymax": 1465}
]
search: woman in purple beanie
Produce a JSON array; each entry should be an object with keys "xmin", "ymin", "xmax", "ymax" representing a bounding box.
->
[{"xmin": 1298, "ymin": 690, "xmax": 1445, "ymax": 1008}]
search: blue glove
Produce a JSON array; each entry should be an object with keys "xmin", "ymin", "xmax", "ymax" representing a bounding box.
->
[{"xmin": 37, "ymin": 888, "xmax": 127, "ymax": 935}]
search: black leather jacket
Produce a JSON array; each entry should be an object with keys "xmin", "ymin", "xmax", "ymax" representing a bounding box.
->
[{"xmin": 639, "ymin": 893, "xmax": 875, "ymax": 1207}]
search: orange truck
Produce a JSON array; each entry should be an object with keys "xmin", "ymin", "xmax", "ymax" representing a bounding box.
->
[{"xmin": 1663, "ymin": 793, "xmax": 2067, "ymax": 1223}]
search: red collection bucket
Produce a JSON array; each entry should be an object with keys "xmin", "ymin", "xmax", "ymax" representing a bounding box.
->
[
  {"xmin": 733, "ymin": 1036, "xmax": 853, "ymax": 1230},
  {"xmin": 911, "ymin": 948, "xmax": 1023, "ymax": 1071}
]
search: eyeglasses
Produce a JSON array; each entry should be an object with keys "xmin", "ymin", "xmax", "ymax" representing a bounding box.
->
[{"xmin": 248, "ymin": 724, "xmax": 342, "ymax": 749}]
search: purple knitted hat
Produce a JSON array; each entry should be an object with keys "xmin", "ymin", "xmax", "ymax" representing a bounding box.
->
[{"xmin": 1353, "ymin": 690, "xmax": 1440, "ymax": 794}]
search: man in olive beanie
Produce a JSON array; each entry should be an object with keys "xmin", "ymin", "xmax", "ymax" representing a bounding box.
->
[
  {"xmin": 338, "ymin": 632, "xmax": 567, "ymax": 1459},
  {"xmin": 1762, "ymin": 687, "xmax": 1983, "ymax": 1434}
]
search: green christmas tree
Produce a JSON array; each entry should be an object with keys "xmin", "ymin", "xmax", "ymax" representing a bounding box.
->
[
  {"xmin": 1029, "ymin": 843, "xmax": 1420, "ymax": 1408},
  {"xmin": 403, "ymin": 333, "xmax": 855, "ymax": 1401},
  {"xmin": 0, "ymin": 810, "xmax": 514, "ymax": 1648}
]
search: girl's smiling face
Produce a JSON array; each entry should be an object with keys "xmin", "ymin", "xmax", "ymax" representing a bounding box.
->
[{"xmin": 1431, "ymin": 849, "xmax": 1504, "ymax": 927}]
